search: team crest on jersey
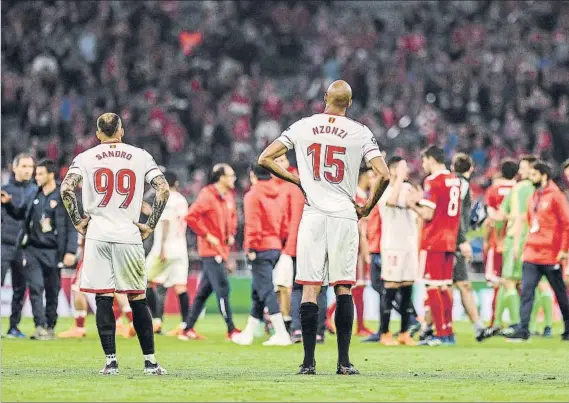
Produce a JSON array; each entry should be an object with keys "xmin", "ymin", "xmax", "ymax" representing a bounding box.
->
[
  {"xmin": 328, "ymin": 117, "xmax": 335, "ymax": 124},
  {"xmin": 50, "ymin": 200, "xmax": 58, "ymax": 209},
  {"xmin": 110, "ymin": 144, "xmax": 117, "ymax": 149}
]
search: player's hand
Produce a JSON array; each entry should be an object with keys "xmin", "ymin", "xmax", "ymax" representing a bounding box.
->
[
  {"xmin": 247, "ymin": 251, "xmax": 257, "ymax": 262},
  {"xmin": 74, "ymin": 215, "xmax": 90, "ymax": 235},
  {"xmin": 133, "ymin": 221, "xmax": 153, "ymax": 240},
  {"xmin": 227, "ymin": 235, "xmax": 235, "ymax": 246},
  {"xmin": 556, "ymin": 251, "xmax": 567, "ymax": 264},
  {"xmin": 364, "ymin": 253, "xmax": 372, "ymax": 265},
  {"xmin": 1, "ymin": 190, "xmax": 12, "ymax": 204},
  {"xmin": 214, "ymin": 255, "xmax": 223, "ymax": 265},
  {"xmin": 63, "ymin": 253, "xmax": 76, "ymax": 267},
  {"xmin": 395, "ymin": 160, "xmax": 409, "ymax": 178},
  {"xmin": 205, "ymin": 233, "xmax": 221, "ymax": 247},
  {"xmin": 459, "ymin": 241, "xmax": 473, "ymax": 262},
  {"xmin": 354, "ymin": 203, "xmax": 369, "ymax": 220}
]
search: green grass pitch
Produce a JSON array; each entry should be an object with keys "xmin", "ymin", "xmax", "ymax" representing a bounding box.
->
[{"xmin": 2, "ymin": 315, "xmax": 568, "ymax": 402}]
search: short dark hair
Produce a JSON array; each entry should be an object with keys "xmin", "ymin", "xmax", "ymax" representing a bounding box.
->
[
  {"xmin": 520, "ymin": 154, "xmax": 538, "ymax": 166},
  {"xmin": 36, "ymin": 159, "xmax": 57, "ymax": 174},
  {"xmin": 500, "ymin": 158, "xmax": 518, "ymax": 180},
  {"xmin": 421, "ymin": 145, "xmax": 445, "ymax": 164},
  {"xmin": 13, "ymin": 152, "xmax": 34, "ymax": 167},
  {"xmin": 533, "ymin": 162, "xmax": 552, "ymax": 179},
  {"xmin": 97, "ymin": 113, "xmax": 122, "ymax": 137},
  {"xmin": 563, "ymin": 159, "xmax": 569, "ymax": 171},
  {"xmin": 387, "ymin": 156, "xmax": 403, "ymax": 169},
  {"xmin": 452, "ymin": 153, "xmax": 473, "ymax": 174},
  {"xmin": 164, "ymin": 171, "xmax": 178, "ymax": 187},
  {"xmin": 250, "ymin": 163, "xmax": 271, "ymax": 181}
]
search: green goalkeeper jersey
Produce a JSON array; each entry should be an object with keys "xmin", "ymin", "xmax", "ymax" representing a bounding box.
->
[{"xmin": 500, "ymin": 180, "xmax": 535, "ymax": 239}]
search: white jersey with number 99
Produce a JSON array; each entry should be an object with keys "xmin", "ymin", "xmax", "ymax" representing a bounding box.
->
[{"xmin": 67, "ymin": 142, "xmax": 162, "ymax": 244}]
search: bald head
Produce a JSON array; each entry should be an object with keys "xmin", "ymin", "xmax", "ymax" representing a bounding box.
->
[
  {"xmin": 325, "ymin": 80, "xmax": 352, "ymax": 110},
  {"xmin": 96, "ymin": 113, "xmax": 122, "ymax": 138}
]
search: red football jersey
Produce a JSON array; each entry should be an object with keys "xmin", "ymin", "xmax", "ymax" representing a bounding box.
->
[
  {"xmin": 419, "ymin": 170, "xmax": 461, "ymax": 252},
  {"xmin": 484, "ymin": 180, "xmax": 515, "ymax": 250}
]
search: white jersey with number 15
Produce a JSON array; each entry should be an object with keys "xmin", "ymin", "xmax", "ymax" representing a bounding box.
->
[
  {"xmin": 67, "ymin": 143, "xmax": 162, "ymax": 244},
  {"xmin": 277, "ymin": 113, "xmax": 382, "ymax": 220}
]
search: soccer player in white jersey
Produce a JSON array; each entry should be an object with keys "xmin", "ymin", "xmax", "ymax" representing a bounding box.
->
[
  {"xmin": 259, "ymin": 80, "xmax": 390, "ymax": 375},
  {"xmin": 60, "ymin": 113, "xmax": 169, "ymax": 375},
  {"xmin": 377, "ymin": 157, "xmax": 418, "ymax": 346},
  {"xmin": 145, "ymin": 171, "xmax": 190, "ymax": 336}
]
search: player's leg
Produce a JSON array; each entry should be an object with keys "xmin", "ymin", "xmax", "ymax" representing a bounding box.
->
[
  {"xmin": 290, "ymin": 258, "xmax": 303, "ymax": 343},
  {"xmin": 180, "ymin": 270, "xmax": 213, "ymax": 340},
  {"xmin": 316, "ymin": 286, "xmax": 327, "ymax": 343},
  {"xmin": 165, "ymin": 281, "xmax": 190, "ymax": 336},
  {"xmin": 274, "ymin": 253, "xmax": 293, "ymax": 332},
  {"xmin": 328, "ymin": 217, "xmax": 359, "ymax": 374},
  {"xmin": 378, "ymin": 250, "xmax": 401, "ymax": 345},
  {"xmin": 114, "ymin": 293, "xmax": 135, "ymax": 338},
  {"xmin": 25, "ymin": 248, "xmax": 49, "ymax": 340},
  {"xmin": 295, "ymin": 212, "xmax": 327, "ymax": 374},
  {"xmin": 538, "ymin": 280, "xmax": 553, "ymax": 337},
  {"xmin": 114, "ymin": 243, "xmax": 166, "ymax": 375},
  {"xmin": 80, "ymin": 240, "xmax": 118, "ymax": 374},
  {"xmin": 507, "ymin": 262, "xmax": 542, "ymax": 341},
  {"xmin": 42, "ymin": 249, "xmax": 62, "ymax": 339},
  {"xmin": 255, "ymin": 250, "xmax": 290, "ymax": 346},
  {"xmin": 397, "ymin": 250, "xmax": 418, "ymax": 345},
  {"xmin": 58, "ymin": 287, "xmax": 88, "ymax": 338},
  {"xmin": 204, "ymin": 258, "xmax": 238, "ymax": 338},
  {"xmin": 145, "ymin": 253, "xmax": 169, "ymax": 333},
  {"xmin": 541, "ymin": 265, "xmax": 569, "ymax": 338},
  {"xmin": 363, "ymin": 253, "xmax": 383, "ymax": 342},
  {"xmin": 419, "ymin": 251, "xmax": 452, "ymax": 345},
  {"xmin": 7, "ymin": 248, "xmax": 27, "ymax": 338},
  {"xmin": 439, "ymin": 253, "xmax": 455, "ymax": 344}
]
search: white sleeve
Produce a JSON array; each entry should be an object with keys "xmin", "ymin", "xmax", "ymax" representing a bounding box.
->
[
  {"xmin": 276, "ymin": 120, "xmax": 302, "ymax": 150},
  {"xmin": 66, "ymin": 154, "xmax": 83, "ymax": 177},
  {"xmin": 361, "ymin": 128, "xmax": 382, "ymax": 163},
  {"xmin": 144, "ymin": 152, "xmax": 162, "ymax": 184}
]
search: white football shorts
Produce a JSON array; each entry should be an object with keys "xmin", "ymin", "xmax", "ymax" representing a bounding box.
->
[
  {"xmin": 80, "ymin": 239, "xmax": 146, "ymax": 294},
  {"xmin": 146, "ymin": 254, "xmax": 189, "ymax": 288},
  {"xmin": 381, "ymin": 249, "xmax": 419, "ymax": 282},
  {"xmin": 295, "ymin": 210, "xmax": 358, "ymax": 286}
]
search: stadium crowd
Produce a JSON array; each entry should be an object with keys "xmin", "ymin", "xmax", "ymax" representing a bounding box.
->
[{"xmin": 2, "ymin": 0, "xmax": 569, "ymax": 206}]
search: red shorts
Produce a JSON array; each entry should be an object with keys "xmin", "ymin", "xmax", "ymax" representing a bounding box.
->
[
  {"xmin": 484, "ymin": 248, "xmax": 503, "ymax": 280},
  {"xmin": 71, "ymin": 259, "xmax": 83, "ymax": 292},
  {"xmin": 420, "ymin": 250, "xmax": 454, "ymax": 286}
]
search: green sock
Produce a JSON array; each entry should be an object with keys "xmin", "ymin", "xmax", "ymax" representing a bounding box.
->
[
  {"xmin": 505, "ymin": 289, "xmax": 520, "ymax": 324},
  {"xmin": 494, "ymin": 287, "xmax": 506, "ymax": 327},
  {"xmin": 529, "ymin": 289, "xmax": 542, "ymax": 334},
  {"xmin": 541, "ymin": 290, "xmax": 553, "ymax": 328}
]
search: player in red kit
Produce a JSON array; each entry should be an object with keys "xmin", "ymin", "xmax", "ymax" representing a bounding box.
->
[
  {"xmin": 408, "ymin": 146, "xmax": 468, "ymax": 345},
  {"xmin": 483, "ymin": 159, "xmax": 518, "ymax": 327}
]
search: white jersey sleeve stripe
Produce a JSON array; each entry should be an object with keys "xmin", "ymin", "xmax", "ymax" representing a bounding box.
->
[{"xmin": 277, "ymin": 135, "xmax": 294, "ymax": 150}]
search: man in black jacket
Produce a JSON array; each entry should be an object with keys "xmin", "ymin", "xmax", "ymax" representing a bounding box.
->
[
  {"xmin": 1, "ymin": 153, "xmax": 37, "ymax": 338},
  {"xmin": 1, "ymin": 159, "xmax": 77, "ymax": 340}
]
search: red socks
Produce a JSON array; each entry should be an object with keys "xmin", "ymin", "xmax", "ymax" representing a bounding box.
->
[
  {"xmin": 352, "ymin": 287, "xmax": 365, "ymax": 331},
  {"xmin": 326, "ymin": 302, "xmax": 336, "ymax": 321},
  {"xmin": 440, "ymin": 288, "xmax": 453, "ymax": 336},
  {"xmin": 75, "ymin": 316, "xmax": 85, "ymax": 328},
  {"xmin": 426, "ymin": 288, "xmax": 447, "ymax": 336},
  {"xmin": 125, "ymin": 311, "xmax": 134, "ymax": 323},
  {"xmin": 490, "ymin": 287, "xmax": 499, "ymax": 327},
  {"xmin": 113, "ymin": 301, "xmax": 121, "ymax": 321}
]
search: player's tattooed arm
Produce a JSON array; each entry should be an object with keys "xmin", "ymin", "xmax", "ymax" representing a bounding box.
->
[
  {"xmin": 61, "ymin": 173, "xmax": 83, "ymax": 226},
  {"xmin": 147, "ymin": 174, "xmax": 170, "ymax": 230}
]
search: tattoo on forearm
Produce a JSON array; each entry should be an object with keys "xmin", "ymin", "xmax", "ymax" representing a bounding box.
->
[
  {"xmin": 61, "ymin": 173, "xmax": 83, "ymax": 226},
  {"xmin": 367, "ymin": 176, "xmax": 389, "ymax": 210},
  {"xmin": 147, "ymin": 175, "xmax": 170, "ymax": 230}
]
